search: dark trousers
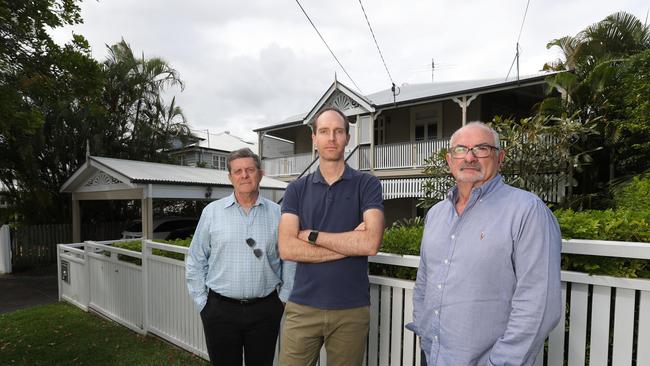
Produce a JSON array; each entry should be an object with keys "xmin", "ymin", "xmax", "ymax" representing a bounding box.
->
[
  {"xmin": 200, "ymin": 290, "xmax": 284, "ymax": 366},
  {"xmin": 421, "ymin": 350, "xmax": 428, "ymax": 366}
]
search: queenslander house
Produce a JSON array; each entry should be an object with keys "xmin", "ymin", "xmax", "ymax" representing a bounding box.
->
[{"xmin": 254, "ymin": 73, "xmax": 557, "ymax": 224}]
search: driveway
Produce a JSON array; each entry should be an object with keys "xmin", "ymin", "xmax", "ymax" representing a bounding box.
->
[{"xmin": 0, "ymin": 265, "xmax": 58, "ymax": 314}]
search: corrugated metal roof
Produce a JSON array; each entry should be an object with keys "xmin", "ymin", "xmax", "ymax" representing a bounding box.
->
[
  {"xmin": 91, "ymin": 156, "xmax": 287, "ymax": 189},
  {"xmin": 256, "ymin": 73, "xmax": 556, "ymax": 131},
  {"xmin": 189, "ymin": 130, "xmax": 258, "ymax": 152},
  {"xmin": 366, "ymin": 73, "xmax": 552, "ymax": 106}
]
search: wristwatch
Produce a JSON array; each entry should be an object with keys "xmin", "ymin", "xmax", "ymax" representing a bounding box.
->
[{"xmin": 308, "ymin": 230, "xmax": 319, "ymax": 244}]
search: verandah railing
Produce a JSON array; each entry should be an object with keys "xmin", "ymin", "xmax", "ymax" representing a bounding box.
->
[
  {"xmin": 57, "ymin": 239, "xmax": 650, "ymax": 365},
  {"xmin": 262, "ymin": 153, "xmax": 314, "ymax": 177},
  {"xmin": 358, "ymin": 139, "xmax": 450, "ymax": 170}
]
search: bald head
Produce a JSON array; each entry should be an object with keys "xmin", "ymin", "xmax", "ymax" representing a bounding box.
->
[{"xmin": 450, "ymin": 122, "xmax": 500, "ymax": 148}]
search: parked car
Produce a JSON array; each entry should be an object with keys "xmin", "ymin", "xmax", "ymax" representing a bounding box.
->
[{"xmin": 121, "ymin": 217, "xmax": 199, "ymax": 240}]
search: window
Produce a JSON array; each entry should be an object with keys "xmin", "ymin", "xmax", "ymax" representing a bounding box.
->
[
  {"xmin": 412, "ymin": 104, "xmax": 442, "ymax": 141},
  {"xmin": 212, "ymin": 155, "xmax": 227, "ymax": 170}
]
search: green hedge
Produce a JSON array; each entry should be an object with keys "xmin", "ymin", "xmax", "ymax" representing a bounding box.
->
[
  {"xmin": 376, "ymin": 208, "xmax": 650, "ymax": 280},
  {"xmin": 112, "ymin": 238, "xmax": 192, "ymax": 265}
]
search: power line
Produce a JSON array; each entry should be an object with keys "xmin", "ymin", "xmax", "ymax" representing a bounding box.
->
[
  {"xmin": 294, "ymin": 0, "xmax": 363, "ymax": 93},
  {"xmin": 357, "ymin": 0, "xmax": 393, "ymax": 85},
  {"xmin": 506, "ymin": 0, "xmax": 531, "ymax": 81},
  {"xmin": 516, "ymin": 0, "xmax": 532, "ymax": 44}
]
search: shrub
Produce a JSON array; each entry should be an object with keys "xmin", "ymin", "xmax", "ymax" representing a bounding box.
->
[
  {"xmin": 112, "ymin": 237, "xmax": 193, "ymax": 265},
  {"xmin": 371, "ymin": 224, "xmax": 424, "ymax": 280}
]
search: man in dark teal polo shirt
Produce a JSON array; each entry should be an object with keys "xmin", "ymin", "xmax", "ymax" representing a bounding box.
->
[{"xmin": 278, "ymin": 107, "xmax": 385, "ymax": 365}]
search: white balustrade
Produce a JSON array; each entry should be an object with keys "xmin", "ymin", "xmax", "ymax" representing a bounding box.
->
[{"xmin": 262, "ymin": 153, "xmax": 314, "ymax": 177}]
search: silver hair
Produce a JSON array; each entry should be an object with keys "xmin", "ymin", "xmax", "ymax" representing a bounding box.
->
[
  {"xmin": 450, "ymin": 121, "xmax": 500, "ymax": 148},
  {"xmin": 226, "ymin": 148, "xmax": 262, "ymax": 173}
]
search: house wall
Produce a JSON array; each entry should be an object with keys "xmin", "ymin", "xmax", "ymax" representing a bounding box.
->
[
  {"xmin": 442, "ymin": 100, "xmax": 461, "ymax": 138},
  {"xmin": 480, "ymin": 85, "xmax": 545, "ymax": 121},
  {"xmin": 262, "ymin": 136, "xmax": 294, "ymax": 158},
  {"xmin": 382, "ymin": 107, "xmax": 412, "ymax": 144},
  {"xmin": 293, "ymin": 126, "xmax": 313, "ymax": 154},
  {"xmin": 265, "ymin": 125, "xmax": 313, "ymax": 155}
]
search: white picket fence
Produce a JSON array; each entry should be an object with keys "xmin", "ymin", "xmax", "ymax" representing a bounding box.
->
[{"xmin": 57, "ymin": 239, "xmax": 650, "ymax": 365}]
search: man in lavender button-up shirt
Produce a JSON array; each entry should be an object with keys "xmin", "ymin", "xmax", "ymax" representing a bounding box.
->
[{"xmin": 407, "ymin": 122, "xmax": 562, "ymax": 366}]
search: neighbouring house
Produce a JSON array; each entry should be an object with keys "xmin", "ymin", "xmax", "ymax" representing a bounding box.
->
[
  {"xmin": 168, "ymin": 130, "xmax": 258, "ymax": 170},
  {"xmin": 255, "ymin": 73, "xmax": 560, "ymax": 224}
]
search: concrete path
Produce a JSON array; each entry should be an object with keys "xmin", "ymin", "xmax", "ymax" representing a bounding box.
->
[{"xmin": 0, "ymin": 265, "xmax": 58, "ymax": 314}]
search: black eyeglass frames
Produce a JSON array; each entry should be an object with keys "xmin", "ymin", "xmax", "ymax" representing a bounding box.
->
[{"xmin": 245, "ymin": 238, "xmax": 263, "ymax": 258}]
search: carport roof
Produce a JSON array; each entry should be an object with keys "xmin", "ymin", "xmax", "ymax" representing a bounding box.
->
[{"xmin": 60, "ymin": 155, "xmax": 288, "ymax": 194}]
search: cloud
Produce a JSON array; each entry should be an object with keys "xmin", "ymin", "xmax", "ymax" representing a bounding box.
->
[{"xmin": 49, "ymin": 0, "xmax": 650, "ymax": 141}]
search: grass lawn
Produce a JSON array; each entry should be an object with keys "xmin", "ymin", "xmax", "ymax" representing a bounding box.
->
[{"xmin": 0, "ymin": 302, "xmax": 209, "ymax": 365}]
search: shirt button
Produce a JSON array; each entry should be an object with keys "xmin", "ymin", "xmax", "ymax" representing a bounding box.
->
[
  {"xmin": 434, "ymin": 335, "xmax": 438, "ymax": 342},
  {"xmin": 451, "ymin": 235, "xmax": 455, "ymax": 239},
  {"xmin": 444, "ymin": 259, "xmax": 449, "ymax": 264},
  {"xmin": 434, "ymin": 310, "xmax": 439, "ymax": 316},
  {"xmin": 437, "ymin": 283, "xmax": 443, "ymax": 289}
]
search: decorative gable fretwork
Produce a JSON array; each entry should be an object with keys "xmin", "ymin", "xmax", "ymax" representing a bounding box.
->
[
  {"xmin": 327, "ymin": 91, "xmax": 360, "ymax": 111},
  {"xmin": 84, "ymin": 172, "xmax": 121, "ymax": 187}
]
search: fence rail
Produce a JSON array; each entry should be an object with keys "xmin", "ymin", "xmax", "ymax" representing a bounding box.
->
[{"xmin": 57, "ymin": 239, "xmax": 650, "ymax": 365}]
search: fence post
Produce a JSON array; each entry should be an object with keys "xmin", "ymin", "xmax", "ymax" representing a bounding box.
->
[
  {"xmin": 142, "ymin": 239, "xmax": 149, "ymax": 334},
  {"xmin": 0, "ymin": 224, "xmax": 11, "ymax": 274},
  {"xmin": 84, "ymin": 241, "xmax": 91, "ymax": 310}
]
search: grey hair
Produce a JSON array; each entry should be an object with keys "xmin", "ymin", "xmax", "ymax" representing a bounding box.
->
[
  {"xmin": 226, "ymin": 148, "xmax": 262, "ymax": 173},
  {"xmin": 450, "ymin": 121, "xmax": 500, "ymax": 148}
]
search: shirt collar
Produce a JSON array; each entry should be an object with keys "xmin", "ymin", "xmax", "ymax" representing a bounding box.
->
[
  {"xmin": 224, "ymin": 192, "xmax": 265, "ymax": 208},
  {"xmin": 311, "ymin": 164, "xmax": 352, "ymax": 184},
  {"xmin": 447, "ymin": 174, "xmax": 504, "ymax": 202}
]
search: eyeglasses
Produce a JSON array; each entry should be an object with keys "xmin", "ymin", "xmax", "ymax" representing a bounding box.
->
[
  {"xmin": 246, "ymin": 238, "xmax": 263, "ymax": 258},
  {"xmin": 449, "ymin": 144, "xmax": 499, "ymax": 159}
]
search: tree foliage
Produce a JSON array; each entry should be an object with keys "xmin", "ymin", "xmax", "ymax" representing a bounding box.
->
[
  {"xmin": 0, "ymin": 2, "xmax": 191, "ymax": 224},
  {"xmin": 542, "ymin": 11, "xmax": 650, "ymax": 200},
  {"xmin": 418, "ymin": 115, "xmax": 597, "ymax": 209}
]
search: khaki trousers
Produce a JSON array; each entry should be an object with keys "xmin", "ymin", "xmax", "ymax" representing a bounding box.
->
[{"xmin": 280, "ymin": 301, "xmax": 370, "ymax": 366}]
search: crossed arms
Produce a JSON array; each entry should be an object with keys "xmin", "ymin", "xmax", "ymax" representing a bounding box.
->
[{"xmin": 278, "ymin": 208, "xmax": 384, "ymax": 263}]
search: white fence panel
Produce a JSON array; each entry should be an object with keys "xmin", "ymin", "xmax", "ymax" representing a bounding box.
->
[
  {"xmin": 588, "ymin": 285, "xmax": 611, "ymax": 366},
  {"xmin": 58, "ymin": 243, "xmax": 89, "ymax": 310},
  {"xmin": 568, "ymin": 283, "xmax": 588, "ymax": 365},
  {"xmin": 86, "ymin": 241, "xmax": 144, "ymax": 333},
  {"xmin": 638, "ymin": 291, "xmax": 650, "ymax": 365},
  {"xmin": 56, "ymin": 239, "xmax": 650, "ymax": 366},
  {"xmin": 144, "ymin": 241, "xmax": 208, "ymax": 358},
  {"xmin": 612, "ymin": 288, "xmax": 635, "ymax": 365}
]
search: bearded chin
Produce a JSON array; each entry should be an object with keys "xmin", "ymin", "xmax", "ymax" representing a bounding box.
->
[{"xmin": 457, "ymin": 168, "xmax": 484, "ymax": 183}]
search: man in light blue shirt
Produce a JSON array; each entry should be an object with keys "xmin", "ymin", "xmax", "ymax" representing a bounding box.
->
[
  {"xmin": 186, "ymin": 148, "xmax": 295, "ymax": 366},
  {"xmin": 408, "ymin": 122, "xmax": 562, "ymax": 366}
]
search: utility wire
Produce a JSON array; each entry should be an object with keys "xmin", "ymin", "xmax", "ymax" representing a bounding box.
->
[
  {"xmin": 516, "ymin": 0, "xmax": 531, "ymax": 44},
  {"xmin": 506, "ymin": 0, "xmax": 531, "ymax": 81},
  {"xmin": 294, "ymin": 0, "xmax": 363, "ymax": 93},
  {"xmin": 357, "ymin": 0, "xmax": 394, "ymax": 85}
]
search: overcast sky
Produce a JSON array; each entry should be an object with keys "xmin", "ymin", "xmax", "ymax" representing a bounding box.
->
[{"xmin": 51, "ymin": 0, "xmax": 648, "ymax": 141}]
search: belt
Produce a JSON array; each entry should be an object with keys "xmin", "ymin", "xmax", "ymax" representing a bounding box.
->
[{"xmin": 210, "ymin": 289, "xmax": 277, "ymax": 305}]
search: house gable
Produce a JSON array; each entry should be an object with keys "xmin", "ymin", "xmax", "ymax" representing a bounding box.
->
[{"xmin": 302, "ymin": 81, "xmax": 375, "ymax": 125}]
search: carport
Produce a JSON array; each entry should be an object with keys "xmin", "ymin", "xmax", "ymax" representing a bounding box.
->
[{"xmin": 60, "ymin": 156, "xmax": 287, "ymax": 241}]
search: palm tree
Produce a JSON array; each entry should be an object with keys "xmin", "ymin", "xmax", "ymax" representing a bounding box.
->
[
  {"xmin": 101, "ymin": 39, "xmax": 189, "ymax": 161},
  {"xmin": 541, "ymin": 11, "xmax": 650, "ymax": 201}
]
